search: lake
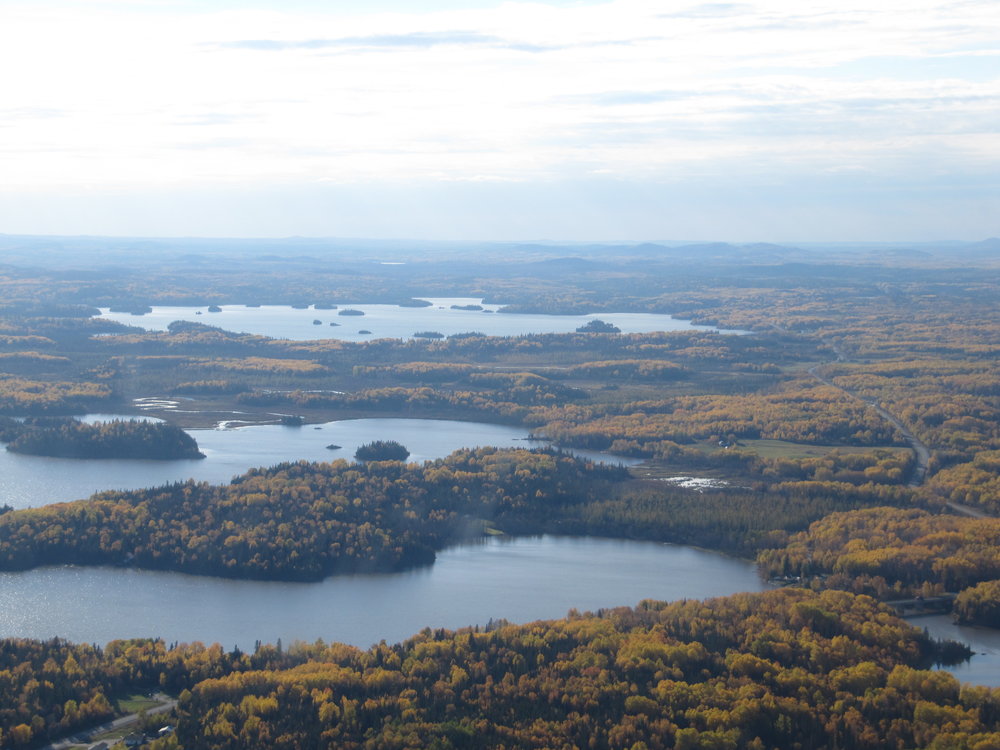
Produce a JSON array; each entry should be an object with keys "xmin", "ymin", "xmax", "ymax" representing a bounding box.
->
[
  {"xmin": 0, "ymin": 417, "xmax": 637, "ymax": 510},
  {"xmin": 97, "ymin": 297, "xmax": 737, "ymax": 342},
  {"xmin": 0, "ymin": 535, "xmax": 767, "ymax": 650}
]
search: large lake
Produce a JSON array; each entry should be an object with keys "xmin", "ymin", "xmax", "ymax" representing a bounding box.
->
[
  {"xmin": 0, "ymin": 535, "xmax": 766, "ymax": 650},
  {"xmin": 0, "ymin": 417, "xmax": 636, "ymax": 510},
  {"xmin": 97, "ymin": 297, "xmax": 735, "ymax": 342}
]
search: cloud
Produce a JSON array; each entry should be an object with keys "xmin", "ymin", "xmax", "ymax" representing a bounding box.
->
[
  {"xmin": 658, "ymin": 3, "xmax": 755, "ymax": 19},
  {"xmin": 221, "ymin": 31, "xmax": 521, "ymax": 51},
  {"xmin": 582, "ymin": 90, "xmax": 694, "ymax": 106},
  {"xmin": 1, "ymin": 0, "xmax": 998, "ymax": 239},
  {"xmin": 0, "ymin": 107, "xmax": 67, "ymax": 122}
]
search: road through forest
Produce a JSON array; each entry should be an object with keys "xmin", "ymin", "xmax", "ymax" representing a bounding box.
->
[{"xmin": 807, "ymin": 360, "xmax": 989, "ymax": 518}]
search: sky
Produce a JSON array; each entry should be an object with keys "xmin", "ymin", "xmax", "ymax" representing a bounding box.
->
[{"xmin": 0, "ymin": 0, "xmax": 997, "ymax": 242}]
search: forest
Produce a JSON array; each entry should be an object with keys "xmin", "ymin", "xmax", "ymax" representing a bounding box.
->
[
  {"xmin": 0, "ymin": 237, "xmax": 998, "ymax": 747},
  {"xmin": 0, "ymin": 418, "xmax": 204, "ymax": 460},
  {"xmin": 756, "ymin": 507, "xmax": 1000, "ymax": 621},
  {"xmin": 0, "ymin": 589, "xmax": 995, "ymax": 750},
  {"xmin": 0, "ymin": 448, "xmax": 627, "ymax": 580}
]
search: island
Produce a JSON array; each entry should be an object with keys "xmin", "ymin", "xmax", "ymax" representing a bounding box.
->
[
  {"xmin": 0, "ymin": 417, "xmax": 205, "ymax": 460},
  {"xmin": 354, "ymin": 439, "xmax": 410, "ymax": 461},
  {"xmin": 576, "ymin": 318, "xmax": 621, "ymax": 333},
  {"xmin": 338, "ymin": 308, "xmax": 365, "ymax": 316},
  {"xmin": 108, "ymin": 303, "xmax": 152, "ymax": 315}
]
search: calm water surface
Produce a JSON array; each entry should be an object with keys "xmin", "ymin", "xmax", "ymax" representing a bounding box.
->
[
  {"xmin": 0, "ymin": 417, "xmax": 636, "ymax": 510},
  {"xmin": 911, "ymin": 615, "xmax": 1000, "ymax": 687},
  {"xmin": 0, "ymin": 536, "xmax": 766, "ymax": 650},
  {"xmin": 98, "ymin": 297, "xmax": 733, "ymax": 342}
]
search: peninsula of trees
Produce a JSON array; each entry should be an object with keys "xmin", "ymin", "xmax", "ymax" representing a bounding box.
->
[{"xmin": 0, "ymin": 448, "xmax": 626, "ymax": 580}]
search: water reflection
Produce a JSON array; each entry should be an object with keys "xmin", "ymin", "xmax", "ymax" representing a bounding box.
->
[{"xmin": 0, "ymin": 536, "xmax": 766, "ymax": 650}]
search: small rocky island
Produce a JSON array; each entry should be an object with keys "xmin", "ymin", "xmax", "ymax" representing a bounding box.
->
[{"xmin": 0, "ymin": 417, "xmax": 205, "ymax": 460}]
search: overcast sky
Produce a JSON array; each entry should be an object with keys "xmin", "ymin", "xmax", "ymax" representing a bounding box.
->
[{"xmin": 0, "ymin": 0, "xmax": 997, "ymax": 241}]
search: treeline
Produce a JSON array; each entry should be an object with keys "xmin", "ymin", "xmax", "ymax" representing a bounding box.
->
[
  {"xmin": 238, "ymin": 386, "xmax": 537, "ymax": 423},
  {"xmin": 0, "ymin": 377, "xmax": 112, "ymax": 415},
  {"xmin": 353, "ymin": 359, "xmax": 692, "ymax": 384},
  {"xmin": 534, "ymin": 378, "xmax": 902, "ymax": 453},
  {"xmin": 517, "ymin": 479, "xmax": 914, "ymax": 556},
  {"xmin": 3, "ymin": 589, "xmax": 990, "ymax": 750},
  {"xmin": 757, "ymin": 507, "xmax": 1000, "ymax": 614},
  {"xmin": 955, "ymin": 580, "xmax": 1000, "ymax": 627},
  {"xmin": 0, "ymin": 418, "xmax": 204, "ymax": 460}
]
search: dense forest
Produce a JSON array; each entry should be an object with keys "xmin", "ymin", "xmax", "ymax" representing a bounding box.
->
[
  {"xmin": 0, "ymin": 417, "xmax": 204, "ymax": 460},
  {"xmin": 756, "ymin": 507, "xmax": 1000, "ymax": 615}
]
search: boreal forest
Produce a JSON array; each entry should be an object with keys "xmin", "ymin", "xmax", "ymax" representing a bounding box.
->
[{"xmin": 0, "ymin": 235, "xmax": 999, "ymax": 749}]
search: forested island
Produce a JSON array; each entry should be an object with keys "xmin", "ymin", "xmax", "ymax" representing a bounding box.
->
[{"xmin": 0, "ymin": 417, "xmax": 204, "ymax": 460}]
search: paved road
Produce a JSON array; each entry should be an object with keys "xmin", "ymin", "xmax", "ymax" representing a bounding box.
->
[
  {"xmin": 38, "ymin": 694, "xmax": 177, "ymax": 750},
  {"xmin": 808, "ymin": 363, "xmax": 931, "ymax": 488}
]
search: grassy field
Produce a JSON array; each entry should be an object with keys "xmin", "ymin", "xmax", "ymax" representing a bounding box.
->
[
  {"xmin": 632, "ymin": 439, "xmax": 911, "ymax": 483},
  {"xmin": 116, "ymin": 693, "xmax": 162, "ymax": 714},
  {"xmin": 729, "ymin": 439, "xmax": 910, "ymax": 460}
]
